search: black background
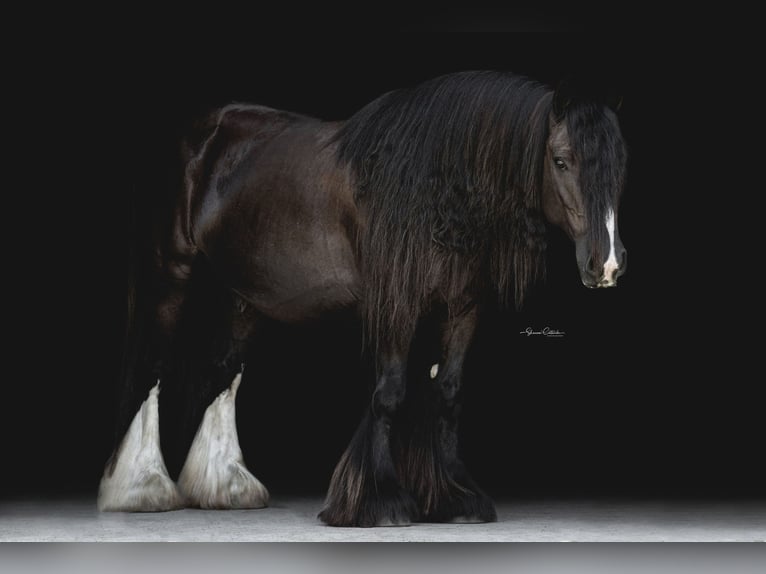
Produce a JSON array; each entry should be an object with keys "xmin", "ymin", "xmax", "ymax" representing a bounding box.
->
[{"xmin": 4, "ymin": 15, "xmax": 761, "ymax": 503}]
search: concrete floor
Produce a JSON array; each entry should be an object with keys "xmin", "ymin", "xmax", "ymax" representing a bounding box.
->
[{"xmin": 1, "ymin": 496, "xmax": 765, "ymax": 542}]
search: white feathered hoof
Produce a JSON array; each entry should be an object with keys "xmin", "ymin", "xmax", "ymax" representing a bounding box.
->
[
  {"xmin": 98, "ymin": 384, "xmax": 184, "ymax": 512},
  {"xmin": 178, "ymin": 373, "xmax": 269, "ymax": 509}
]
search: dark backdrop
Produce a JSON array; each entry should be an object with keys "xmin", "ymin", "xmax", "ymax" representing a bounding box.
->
[{"xmin": 5, "ymin": 23, "xmax": 761, "ymax": 502}]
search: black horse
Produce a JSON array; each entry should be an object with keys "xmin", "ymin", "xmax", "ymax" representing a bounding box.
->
[{"xmin": 98, "ymin": 71, "xmax": 627, "ymax": 527}]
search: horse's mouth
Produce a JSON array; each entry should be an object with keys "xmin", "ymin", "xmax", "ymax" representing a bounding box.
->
[{"xmin": 582, "ymin": 279, "xmax": 618, "ymax": 289}]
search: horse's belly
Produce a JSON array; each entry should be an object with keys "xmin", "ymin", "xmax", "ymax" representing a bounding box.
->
[{"xmin": 221, "ymin": 232, "xmax": 362, "ymax": 323}]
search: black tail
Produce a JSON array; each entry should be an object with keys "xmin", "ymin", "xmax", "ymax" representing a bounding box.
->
[{"xmin": 105, "ymin": 181, "xmax": 158, "ymax": 474}]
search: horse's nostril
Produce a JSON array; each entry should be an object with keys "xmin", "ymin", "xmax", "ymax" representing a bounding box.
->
[{"xmin": 585, "ymin": 256, "xmax": 598, "ymax": 276}]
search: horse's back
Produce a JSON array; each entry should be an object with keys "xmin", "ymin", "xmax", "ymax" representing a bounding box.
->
[{"xmin": 181, "ymin": 104, "xmax": 362, "ymax": 322}]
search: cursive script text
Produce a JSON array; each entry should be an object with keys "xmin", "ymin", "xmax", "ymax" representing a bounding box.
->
[{"xmin": 519, "ymin": 327, "xmax": 565, "ymax": 338}]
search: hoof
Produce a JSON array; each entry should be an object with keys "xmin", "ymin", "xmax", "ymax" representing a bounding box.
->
[
  {"xmin": 98, "ymin": 470, "xmax": 184, "ymax": 512},
  {"xmin": 319, "ymin": 480, "xmax": 418, "ymax": 527},
  {"xmin": 179, "ymin": 461, "xmax": 269, "ymax": 509},
  {"xmin": 419, "ymin": 483, "xmax": 497, "ymax": 524}
]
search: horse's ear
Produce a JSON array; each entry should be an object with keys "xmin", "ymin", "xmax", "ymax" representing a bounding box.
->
[
  {"xmin": 606, "ymin": 89, "xmax": 624, "ymax": 113},
  {"xmin": 554, "ymin": 71, "xmax": 624, "ymax": 116},
  {"xmin": 552, "ymin": 80, "xmax": 573, "ymax": 122}
]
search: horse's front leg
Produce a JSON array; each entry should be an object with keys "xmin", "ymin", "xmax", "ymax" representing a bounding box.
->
[
  {"xmin": 414, "ymin": 306, "xmax": 497, "ymax": 523},
  {"xmin": 319, "ymin": 344, "xmax": 417, "ymax": 527}
]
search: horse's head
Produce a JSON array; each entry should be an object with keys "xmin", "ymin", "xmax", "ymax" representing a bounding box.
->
[{"xmin": 541, "ymin": 99, "xmax": 627, "ymax": 288}]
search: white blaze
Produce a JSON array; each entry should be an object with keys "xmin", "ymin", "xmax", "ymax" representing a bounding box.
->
[
  {"xmin": 98, "ymin": 382, "xmax": 184, "ymax": 512},
  {"xmin": 602, "ymin": 208, "xmax": 619, "ymax": 285},
  {"xmin": 430, "ymin": 363, "xmax": 439, "ymax": 379},
  {"xmin": 178, "ymin": 372, "xmax": 269, "ymax": 509}
]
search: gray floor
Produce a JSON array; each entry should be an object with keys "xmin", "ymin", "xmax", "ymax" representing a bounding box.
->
[{"xmin": 2, "ymin": 496, "xmax": 765, "ymax": 541}]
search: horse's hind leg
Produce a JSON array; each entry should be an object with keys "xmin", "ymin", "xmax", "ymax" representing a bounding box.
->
[
  {"xmin": 408, "ymin": 306, "xmax": 497, "ymax": 523},
  {"xmin": 319, "ymin": 343, "xmax": 418, "ymax": 527},
  {"xmin": 176, "ymin": 292, "xmax": 268, "ymax": 509},
  {"xmin": 98, "ymin": 382, "xmax": 183, "ymax": 512},
  {"xmin": 98, "ymin": 250, "xmax": 195, "ymax": 512}
]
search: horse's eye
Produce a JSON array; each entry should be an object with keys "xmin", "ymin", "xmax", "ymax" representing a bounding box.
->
[{"xmin": 553, "ymin": 157, "xmax": 568, "ymax": 171}]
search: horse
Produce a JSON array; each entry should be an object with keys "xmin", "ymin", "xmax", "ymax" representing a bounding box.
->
[{"xmin": 98, "ymin": 70, "xmax": 628, "ymax": 527}]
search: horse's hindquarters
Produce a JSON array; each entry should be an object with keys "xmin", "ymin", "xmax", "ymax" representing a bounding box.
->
[{"xmin": 189, "ymin": 122, "xmax": 362, "ymax": 323}]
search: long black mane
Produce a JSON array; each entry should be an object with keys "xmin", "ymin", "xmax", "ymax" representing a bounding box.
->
[{"xmin": 335, "ymin": 71, "xmax": 554, "ymax": 347}]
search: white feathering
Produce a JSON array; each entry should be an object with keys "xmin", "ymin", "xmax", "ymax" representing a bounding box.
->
[
  {"xmin": 178, "ymin": 373, "xmax": 269, "ymax": 509},
  {"xmin": 98, "ymin": 382, "xmax": 184, "ymax": 512}
]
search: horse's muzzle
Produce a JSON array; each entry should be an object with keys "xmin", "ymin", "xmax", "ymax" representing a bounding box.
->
[
  {"xmin": 583, "ymin": 277, "xmax": 618, "ymax": 289},
  {"xmin": 577, "ymin": 240, "xmax": 627, "ymax": 289},
  {"xmin": 580, "ymin": 257, "xmax": 627, "ymax": 289}
]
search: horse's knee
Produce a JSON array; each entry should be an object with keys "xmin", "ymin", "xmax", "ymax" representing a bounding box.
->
[
  {"xmin": 155, "ymin": 291, "xmax": 186, "ymax": 335},
  {"xmin": 152, "ymin": 253, "xmax": 196, "ymax": 336},
  {"xmin": 433, "ymin": 362, "xmax": 461, "ymax": 403},
  {"xmin": 372, "ymin": 370, "xmax": 406, "ymax": 417}
]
